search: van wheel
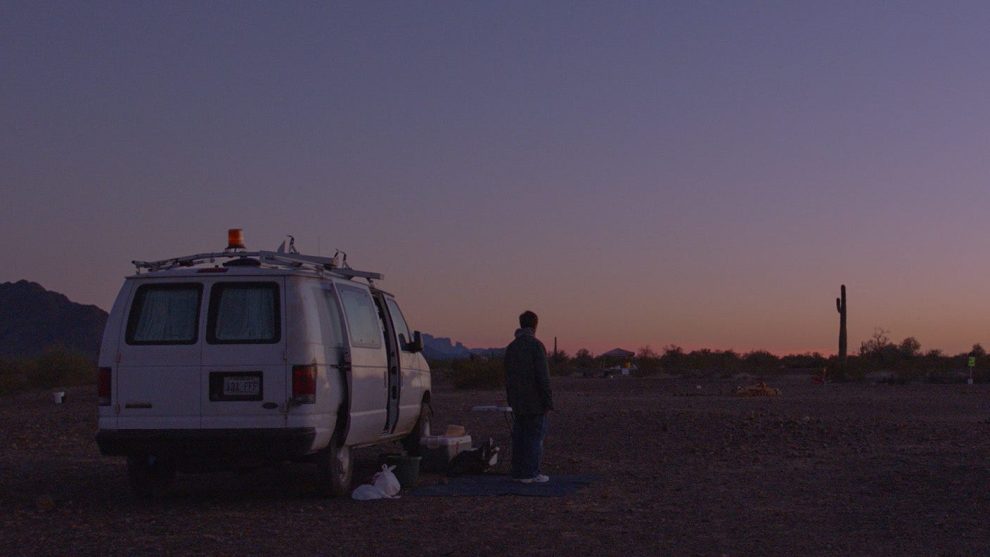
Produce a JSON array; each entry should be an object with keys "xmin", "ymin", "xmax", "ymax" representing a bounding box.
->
[
  {"xmin": 401, "ymin": 401, "xmax": 432, "ymax": 456},
  {"xmin": 315, "ymin": 435, "xmax": 352, "ymax": 497},
  {"xmin": 127, "ymin": 454, "xmax": 176, "ymax": 498}
]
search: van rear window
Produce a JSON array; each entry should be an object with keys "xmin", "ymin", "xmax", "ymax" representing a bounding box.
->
[
  {"xmin": 207, "ymin": 282, "xmax": 280, "ymax": 344},
  {"xmin": 126, "ymin": 284, "xmax": 203, "ymax": 345}
]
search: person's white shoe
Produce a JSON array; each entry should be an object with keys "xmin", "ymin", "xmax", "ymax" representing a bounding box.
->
[{"xmin": 518, "ymin": 474, "xmax": 550, "ymax": 484}]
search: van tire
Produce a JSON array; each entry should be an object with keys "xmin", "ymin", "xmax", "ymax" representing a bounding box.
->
[
  {"xmin": 315, "ymin": 435, "xmax": 352, "ymax": 497},
  {"xmin": 401, "ymin": 401, "xmax": 432, "ymax": 456},
  {"xmin": 127, "ymin": 454, "xmax": 176, "ymax": 498}
]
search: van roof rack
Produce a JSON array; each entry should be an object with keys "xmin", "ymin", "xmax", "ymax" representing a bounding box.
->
[{"xmin": 132, "ymin": 251, "xmax": 383, "ymax": 283}]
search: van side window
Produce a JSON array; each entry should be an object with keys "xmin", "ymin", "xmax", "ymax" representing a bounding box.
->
[
  {"xmin": 385, "ymin": 298, "xmax": 413, "ymax": 351},
  {"xmin": 207, "ymin": 282, "xmax": 281, "ymax": 344},
  {"xmin": 337, "ymin": 285, "xmax": 383, "ymax": 348},
  {"xmin": 320, "ymin": 287, "xmax": 345, "ymax": 348},
  {"xmin": 126, "ymin": 284, "xmax": 203, "ymax": 345}
]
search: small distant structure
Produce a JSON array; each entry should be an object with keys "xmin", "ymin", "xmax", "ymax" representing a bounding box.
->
[
  {"xmin": 601, "ymin": 348, "xmax": 636, "ymax": 376},
  {"xmin": 602, "ymin": 348, "xmax": 635, "ymax": 359}
]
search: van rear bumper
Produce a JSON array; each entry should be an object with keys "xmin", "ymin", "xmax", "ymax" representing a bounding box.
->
[{"xmin": 96, "ymin": 428, "xmax": 317, "ymax": 460}]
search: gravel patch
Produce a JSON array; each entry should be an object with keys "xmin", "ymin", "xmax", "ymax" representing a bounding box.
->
[{"xmin": 2, "ymin": 376, "xmax": 989, "ymax": 556}]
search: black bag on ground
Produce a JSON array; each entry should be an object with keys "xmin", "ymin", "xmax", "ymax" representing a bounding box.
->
[{"xmin": 446, "ymin": 438, "xmax": 500, "ymax": 477}]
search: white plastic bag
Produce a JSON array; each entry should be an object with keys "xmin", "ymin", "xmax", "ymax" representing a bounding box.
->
[
  {"xmin": 350, "ymin": 464, "xmax": 402, "ymax": 501},
  {"xmin": 372, "ymin": 464, "xmax": 401, "ymax": 497},
  {"xmin": 351, "ymin": 484, "xmax": 390, "ymax": 501}
]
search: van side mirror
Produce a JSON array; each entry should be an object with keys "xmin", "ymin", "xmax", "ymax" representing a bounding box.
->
[{"xmin": 409, "ymin": 331, "xmax": 424, "ymax": 353}]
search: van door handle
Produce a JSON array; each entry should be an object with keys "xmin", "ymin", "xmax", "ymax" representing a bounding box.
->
[{"xmin": 331, "ymin": 352, "xmax": 352, "ymax": 373}]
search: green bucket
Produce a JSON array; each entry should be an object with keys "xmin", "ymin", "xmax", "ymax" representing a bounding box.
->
[{"xmin": 384, "ymin": 454, "xmax": 421, "ymax": 488}]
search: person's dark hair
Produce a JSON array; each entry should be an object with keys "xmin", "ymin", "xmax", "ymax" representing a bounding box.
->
[{"xmin": 519, "ymin": 310, "xmax": 538, "ymax": 329}]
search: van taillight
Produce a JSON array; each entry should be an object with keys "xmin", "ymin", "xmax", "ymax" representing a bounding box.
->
[
  {"xmin": 98, "ymin": 367, "xmax": 111, "ymax": 406},
  {"xmin": 292, "ymin": 365, "xmax": 317, "ymax": 404}
]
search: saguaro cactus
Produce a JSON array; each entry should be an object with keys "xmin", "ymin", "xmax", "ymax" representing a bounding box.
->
[{"xmin": 836, "ymin": 285, "xmax": 847, "ymax": 369}]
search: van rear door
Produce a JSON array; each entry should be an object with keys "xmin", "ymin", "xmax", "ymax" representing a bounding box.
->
[
  {"xmin": 201, "ymin": 279, "xmax": 287, "ymax": 429},
  {"xmin": 116, "ymin": 281, "xmax": 204, "ymax": 429}
]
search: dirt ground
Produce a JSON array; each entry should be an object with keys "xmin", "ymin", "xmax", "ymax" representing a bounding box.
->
[{"xmin": 3, "ymin": 374, "xmax": 990, "ymax": 556}]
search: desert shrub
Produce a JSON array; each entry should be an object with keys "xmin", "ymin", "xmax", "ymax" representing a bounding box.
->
[
  {"xmin": 972, "ymin": 367, "xmax": 990, "ymax": 383},
  {"xmin": 448, "ymin": 358, "xmax": 504, "ymax": 390},
  {"xmin": 548, "ymin": 350, "xmax": 572, "ymax": 376},
  {"xmin": 28, "ymin": 347, "xmax": 95, "ymax": 389},
  {"xmin": 0, "ymin": 348, "xmax": 95, "ymax": 395},
  {"xmin": 549, "ymin": 361, "xmax": 571, "ymax": 376},
  {"xmin": 824, "ymin": 355, "xmax": 850, "ymax": 382},
  {"xmin": 573, "ymin": 349, "xmax": 594, "ymax": 368},
  {"xmin": 634, "ymin": 346, "xmax": 662, "ymax": 375},
  {"xmin": 780, "ymin": 352, "xmax": 828, "ymax": 370},
  {"xmin": 742, "ymin": 350, "xmax": 780, "ymax": 373},
  {"xmin": 858, "ymin": 328, "xmax": 920, "ymax": 369},
  {"xmin": 683, "ymin": 349, "xmax": 742, "ymax": 376},
  {"xmin": 840, "ymin": 356, "xmax": 867, "ymax": 381},
  {"xmin": 0, "ymin": 358, "xmax": 29, "ymax": 395},
  {"xmin": 659, "ymin": 345, "xmax": 686, "ymax": 373},
  {"xmin": 898, "ymin": 337, "xmax": 922, "ymax": 358}
]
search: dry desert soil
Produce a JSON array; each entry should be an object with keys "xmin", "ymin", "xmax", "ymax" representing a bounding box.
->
[{"xmin": 3, "ymin": 375, "xmax": 990, "ymax": 556}]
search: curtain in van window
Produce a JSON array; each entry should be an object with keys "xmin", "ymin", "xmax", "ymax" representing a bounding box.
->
[
  {"xmin": 132, "ymin": 287, "xmax": 199, "ymax": 343},
  {"xmin": 214, "ymin": 285, "xmax": 277, "ymax": 342}
]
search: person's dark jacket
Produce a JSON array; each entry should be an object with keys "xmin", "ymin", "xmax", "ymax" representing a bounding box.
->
[{"xmin": 504, "ymin": 328, "xmax": 553, "ymax": 415}]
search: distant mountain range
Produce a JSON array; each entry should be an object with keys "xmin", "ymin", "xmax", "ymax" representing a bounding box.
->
[
  {"xmin": 421, "ymin": 334, "xmax": 505, "ymax": 360},
  {"xmin": 0, "ymin": 281, "xmax": 108, "ymax": 361},
  {"xmin": 0, "ymin": 280, "xmax": 493, "ymax": 362}
]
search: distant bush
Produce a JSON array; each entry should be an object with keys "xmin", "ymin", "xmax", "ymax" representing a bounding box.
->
[
  {"xmin": 0, "ymin": 347, "xmax": 95, "ymax": 395},
  {"xmin": 548, "ymin": 349, "xmax": 571, "ymax": 376},
  {"xmin": 447, "ymin": 357, "xmax": 504, "ymax": 390},
  {"xmin": 0, "ymin": 358, "xmax": 28, "ymax": 394},
  {"xmin": 572, "ymin": 349, "xmax": 594, "ymax": 368},
  {"xmin": 781, "ymin": 352, "xmax": 828, "ymax": 371},
  {"xmin": 655, "ymin": 346, "xmax": 746, "ymax": 376},
  {"xmin": 743, "ymin": 350, "xmax": 780, "ymax": 370},
  {"xmin": 634, "ymin": 346, "xmax": 662, "ymax": 375},
  {"xmin": 828, "ymin": 355, "xmax": 864, "ymax": 382},
  {"xmin": 428, "ymin": 330, "xmax": 990, "ymax": 385}
]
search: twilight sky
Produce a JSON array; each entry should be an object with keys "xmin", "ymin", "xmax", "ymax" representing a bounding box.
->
[{"xmin": 3, "ymin": 1, "xmax": 990, "ymax": 356}]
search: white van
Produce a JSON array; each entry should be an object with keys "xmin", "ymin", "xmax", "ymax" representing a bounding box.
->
[{"xmin": 96, "ymin": 231, "xmax": 431, "ymax": 497}]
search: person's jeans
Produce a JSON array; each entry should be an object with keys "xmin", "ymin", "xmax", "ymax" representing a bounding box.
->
[{"xmin": 511, "ymin": 413, "xmax": 548, "ymax": 479}]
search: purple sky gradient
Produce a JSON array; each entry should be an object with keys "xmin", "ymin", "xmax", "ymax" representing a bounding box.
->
[{"xmin": 3, "ymin": 2, "xmax": 990, "ymax": 356}]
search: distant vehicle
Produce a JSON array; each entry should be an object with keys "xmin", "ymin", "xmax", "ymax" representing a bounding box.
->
[{"xmin": 96, "ymin": 230, "xmax": 431, "ymax": 497}]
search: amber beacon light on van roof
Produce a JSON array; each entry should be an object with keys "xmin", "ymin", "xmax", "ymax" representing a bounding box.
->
[{"xmin": 131, "ymin": 228, "xmax": 383, "ymax": 284}]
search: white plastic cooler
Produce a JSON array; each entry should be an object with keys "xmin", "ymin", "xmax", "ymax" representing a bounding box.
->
[{"xmin": 420, "ymin": 434, "xmax": 473, "ymax": 472}]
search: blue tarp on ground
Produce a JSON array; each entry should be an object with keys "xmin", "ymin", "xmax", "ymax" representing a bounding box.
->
[{"xmin": 411, "ymin": 474, "xmax": 598, "ymax": 497}]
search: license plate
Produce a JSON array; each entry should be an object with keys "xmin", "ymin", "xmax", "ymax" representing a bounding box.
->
[
  {"xmin": 209, "ymin": 371, "xmax": 263, "ymax": 401},
  {"xmin": 223, "ymin": 376, "xmax": 260, "ymax": 397}
]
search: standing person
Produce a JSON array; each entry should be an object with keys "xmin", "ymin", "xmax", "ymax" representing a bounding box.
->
[{"xmin": 504, "ymin": 310, "xmax": 553, "ymax": 483}]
